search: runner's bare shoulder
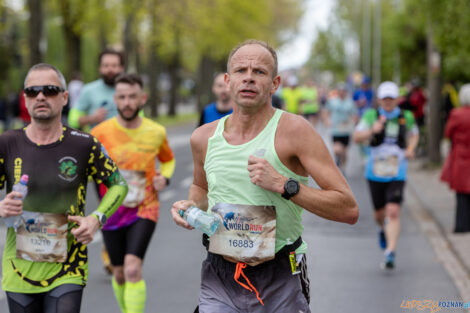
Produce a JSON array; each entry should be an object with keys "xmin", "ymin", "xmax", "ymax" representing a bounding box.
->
[
  {"xmin": 191, "ymin": 119, "xmax": 220, "ymax": 153},
  {"xmin": 277, "ymin": 111, "xmax": 319, "ymax": 146}
]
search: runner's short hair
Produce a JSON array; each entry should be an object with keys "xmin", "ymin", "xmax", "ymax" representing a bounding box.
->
[
  {"xmin": 99, "ymin": 48, "xmax": 126, "ymax": 67},
  {"xmin": 24, "ymin": 63, "xmax": 67, "ymax": 89},
  {"xmin": 115, "ymin": 73, "xmax": 143, "ymax": 88},
  {"xmin": 227, "ymin": 39, "xmax": 278, "ymax": 77},
  {"xmin": 459, "ymin": 83, "xmax": 470, "ymax": 106}
]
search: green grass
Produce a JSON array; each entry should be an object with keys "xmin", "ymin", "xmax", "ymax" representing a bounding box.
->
[{"xmin": 151, "ymin": 112, "xmax": 199, "ymax": 127}]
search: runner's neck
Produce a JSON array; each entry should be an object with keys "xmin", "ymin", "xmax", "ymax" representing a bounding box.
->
[
  {"xmin": 25, "ymin": 122, "xmax": 64, "ymax": 145},
  {"xmin": 117, "ymin": 115, "xmax": 142, "ymax": 129},
  {"xmin": 224, "ymin": 106, "xmax": 275, "ymax": 145}
]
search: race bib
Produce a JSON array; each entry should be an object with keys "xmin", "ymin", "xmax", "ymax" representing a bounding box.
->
[
  {"xmin": 16, "ymin": 212, "xmax": 68, "ymax": 263},
  {"xmin": 208, "ymin": 203, "xmax": 276, "ymax": 266},
  {"xmin": 373, "ymin": 155, "xmax": 399, "ymax": 177},
  {"xmin": 120, "ymin": 170, "xmax": 146, "ymax": 208}
]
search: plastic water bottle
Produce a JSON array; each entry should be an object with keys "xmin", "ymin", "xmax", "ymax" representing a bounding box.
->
[
  {"xmin": 179, "ymin": 206, "xmax": 220, "ymax": 236},
  {"xmin": 5, "ymin": 174, "xmax": 29, "ymax": 230}
]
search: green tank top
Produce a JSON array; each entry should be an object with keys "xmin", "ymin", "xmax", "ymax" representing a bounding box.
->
[{"xmin": 205, "ymin": 109, "xmax": 308, "ymax": 253}]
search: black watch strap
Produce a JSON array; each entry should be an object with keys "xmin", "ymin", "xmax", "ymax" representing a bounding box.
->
[{"xmin": 282, "ymin": 178, "xmax": 300, "ymax": 200}]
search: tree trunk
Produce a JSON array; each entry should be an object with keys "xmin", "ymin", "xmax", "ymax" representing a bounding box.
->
[
  {"xmin": 123, "ymin": 9, "xmax": 136, "ymax": 71},
  {"xmin": 27, "ymin": 0, "xmax": 43, "ymax": 66},
  {"xmin": 168, "ymin": 29, "xmax": 181, "ymax": 117},
  {"xmin": 64, "ymin": 32, "xmax": 81, "ymax": 79},
  {"xmin": 195, "ymin": 55, "xmax": 216, "ymax": 111},
  {"xmin": 59, "ymin": 0, "xmax": 82, "ymax": 79},
  {"xmin": 147, "ymin": 5, "xmax": 160, "ymax": 118},
  {"xmin": 99, "ymin": 24, "xmax": 107, "ymax": 50},
  {"xmin": 168, "ymin": 54, "xmax": 179, "ymax": 117},
  {"xmin": 426, "ymin": 23, "xmax": 442, "ymax": 164},
  {"xmin": 148, "ymin": 45, "xmax": 160, "ymax": 118}
]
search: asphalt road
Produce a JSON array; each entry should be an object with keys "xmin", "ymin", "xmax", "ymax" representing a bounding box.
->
[{"xmin": 0, "ymin": 121, "xmax": 465, "ymax": 313}]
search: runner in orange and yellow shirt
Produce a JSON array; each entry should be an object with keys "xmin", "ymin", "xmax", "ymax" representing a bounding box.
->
[{"xmin": 91, "ymin": 73, "xmax": 174, "ymax": 313}]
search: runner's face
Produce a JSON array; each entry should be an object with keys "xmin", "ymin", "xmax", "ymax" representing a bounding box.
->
[
  {"xmin": 212, "ymin": 74, "xmax": 230, "ymax": 103},
  {"xmin": 115, "ymin": 83, "xmax": 146, "ymax": 121},
  {"xmin": 379, "ymin": 97, "xmax": 398, "ymax": 112},
  {"xmin": 99, "ymin": 54, "xmax": 123, "ymax": 86},
  {"xmin": 24, "ymin": 69, "xmax": 68, "ymax": 121},
  {"xmin": 225, "ymin": 44, "xmax": 280, "ymax": 110}
]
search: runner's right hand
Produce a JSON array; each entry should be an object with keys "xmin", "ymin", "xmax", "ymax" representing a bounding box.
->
[
  {"xmin": 92, "ymin": 108, "xmax": 108, "ymax": 124},
  {"xmin": 0, "ymin": 192, "xmax": 23, "ymax": 218},
  {"xmin": 170, "ymin": 200, "xmax": 196, "ymax": 230},
  {"xmin": 371, "ymin": 116, "xmax": 387, "ymax": 134}
]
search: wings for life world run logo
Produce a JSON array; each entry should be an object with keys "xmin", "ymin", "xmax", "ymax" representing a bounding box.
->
[
  {"xmin": 24, "ymin": 218, "xmax": 58, "ymax": 237},
  {"xmin": 223, "ymin": 212, "xmax": 263, "ymax": 234},
  {"xmin": 58, "ymin": 156, "xmax": 78, "ymax": 182}
]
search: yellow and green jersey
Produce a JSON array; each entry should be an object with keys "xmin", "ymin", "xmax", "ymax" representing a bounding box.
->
[{"xmin": 0, "ymin": 126, "xmax": 126, "ymax": 293}]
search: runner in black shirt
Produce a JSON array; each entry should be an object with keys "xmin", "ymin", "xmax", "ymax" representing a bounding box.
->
[{"xmin": 0, "ymin": 63, "xmax": 128, "ymax": 313}]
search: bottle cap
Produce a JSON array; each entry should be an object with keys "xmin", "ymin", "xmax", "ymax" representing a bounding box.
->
[{"xmin": 20, "ymin": 174, "xmax": 29, "ymax": 183}]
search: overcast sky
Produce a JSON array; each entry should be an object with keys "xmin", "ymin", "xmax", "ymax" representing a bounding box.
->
[{"xmin": 277, "ymin": 0, "xmax": 335, "ymax": 71}]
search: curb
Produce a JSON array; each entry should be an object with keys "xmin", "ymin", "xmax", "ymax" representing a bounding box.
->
[{"xmin": 406, "ymin": 183, "xmax": 470, "ymax": 306}]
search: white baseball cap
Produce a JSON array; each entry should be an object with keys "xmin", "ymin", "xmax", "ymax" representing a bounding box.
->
[{"xmin": 377, "ymin": 81, "xmax": 399, "ymax": 99}]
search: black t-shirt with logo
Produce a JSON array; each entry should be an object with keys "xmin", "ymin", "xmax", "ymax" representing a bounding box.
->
[
  {"xmin": 0, "ymin": 126, "xmax": 122, "ymax": 292},
  {"xmin": 0, "ymin": 126, "xmax": 120, "ymax": 216}
]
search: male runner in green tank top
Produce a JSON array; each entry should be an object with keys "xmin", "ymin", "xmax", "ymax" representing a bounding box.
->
[{"xmin": 171, "ymin": 40, "xmax": 359, "ymax": 313}]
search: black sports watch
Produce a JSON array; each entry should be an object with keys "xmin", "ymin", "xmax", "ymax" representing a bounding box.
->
[
  {"xmin": 91, "ymin": 211, "xmax": 107, "ymax": 228},
  {"xmin": 281, "ymin": 178, "xmax": 300, "ymax": 200}
]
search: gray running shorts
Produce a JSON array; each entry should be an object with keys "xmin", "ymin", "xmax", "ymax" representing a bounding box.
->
[{"xmin": 199, "ymin": 252, "xmax": 311, "ymax": 313}]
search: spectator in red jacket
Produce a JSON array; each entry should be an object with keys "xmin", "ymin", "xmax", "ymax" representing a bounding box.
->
[{"xmin": 441, "ymin": 83, "xmax": 470, "ymax": 232}]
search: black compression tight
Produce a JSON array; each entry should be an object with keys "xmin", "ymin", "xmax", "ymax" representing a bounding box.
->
[{"xmin": 6, "ymin": 284, "xmax": 83, "ymax": 313}]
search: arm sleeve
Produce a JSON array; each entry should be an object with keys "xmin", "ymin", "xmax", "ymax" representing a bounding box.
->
[
  {"xmin": 96, "ymin": 184, "xmax": 128, "ymax": 219},
  {"xmin": 68, "ymin": 108, "xmax": 85, "ymax": 129},
  {"xmin": 404, "ymin": 110, "xmax": 419, "ymax": 136},
  {"xmin": 89, "ymin": 136, "xmax": 128, "ymax": 218},
  {"xmin": 157, "ymin": 136, "xmax": 175, "ymax": 178},
  {"xmin": 160, "ymin": 159, "xmax": 175, "ymax": 179}
]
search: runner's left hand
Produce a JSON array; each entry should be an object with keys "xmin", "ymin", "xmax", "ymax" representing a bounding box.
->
[
  {"xmin": 68, "ymin": 215, "xmax": 100, "ymax": 245},
  {"xmin": 247, "ymin": 155, "xmax": 286, "ymax": 194},
  {"xmin": 153, "ymin": 170, "xmax": 167, "ymax": 191},
  {"xmin": 405, "ymin": 148, "xmax": 416, "ymax": 160}
]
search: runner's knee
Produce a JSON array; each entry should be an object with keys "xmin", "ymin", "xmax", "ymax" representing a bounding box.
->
[
  {"xmin": 374, "ymin": 209, "xmax": 385, "ymax": 223},
  {"xmin": 386, "ymin": 203, "xmax": 400, "ymax": 219},
  {"xmin": 124, "ymin": 255, "xmax": 142, "ymax": 282}
]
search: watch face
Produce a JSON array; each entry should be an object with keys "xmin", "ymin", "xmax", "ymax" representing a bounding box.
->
[
  {"xmin": 100, "ymin": 215, "xmax": 107, "ymax": 224},
  {"xmin": 286, "ymin": 180, "xmax": 299, "ymax": 194}
]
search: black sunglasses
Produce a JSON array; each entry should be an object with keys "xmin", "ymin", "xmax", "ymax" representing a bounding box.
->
[{"xmin": 24, "ymin": 85, "xmax": 64, "ymax": 98}]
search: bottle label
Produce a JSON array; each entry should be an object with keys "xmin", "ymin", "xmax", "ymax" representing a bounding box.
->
[
  {"xmin": 208, "ymin": 203, "xmax": 276, "ymax": 266},
  {"xmin": 16, "ymin": 212, "xmax": 68, "ymax": 263}
]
